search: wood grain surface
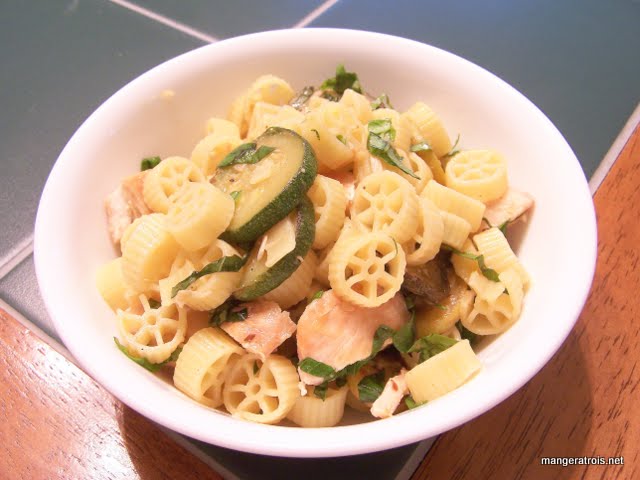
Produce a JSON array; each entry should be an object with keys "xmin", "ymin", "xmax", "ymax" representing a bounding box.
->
[
  {"xmin": 413, "ymin": 124, "xmax": 640, "ymax": 480},
  {"xmin": 0, "ymin": 308, "xmax": 223, "ymax": 480}
]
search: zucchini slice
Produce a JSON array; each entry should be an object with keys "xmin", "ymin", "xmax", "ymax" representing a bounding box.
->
[
  {"xmin": 234, "ymin": 196, "xmax": 315, "ymax": 301},
  {"xmin": 211, "ymin": 127, "xmax": 317, "ymax": 243}
]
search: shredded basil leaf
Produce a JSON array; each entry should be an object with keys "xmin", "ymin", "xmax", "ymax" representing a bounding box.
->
[
  {"xmin": 148, "ymin": 298, "xmax": 161, "ymax": 309},
  {"xmin": 320, "ymin": 90, "xmax": 340, "ymax": 102},
  {"xmin": 140, "ymin": 156, "xmax": 161, "ymax": 171},
  {"xmin": 409, "ymin": 334, "xmax": 458, "ymax": 364},
  {"xmin": 172, "ymin": 255, "xmax": 246, "ymax": 297},
  {"xmin": 434, "ymin": 303, "xmax": 447, "ymax": 311},
  {"xmin": 114, "ymin": 338, "xmax": 181, "ymax": 372},
  {"xmin": 313, "ymin": 382, "xmax": 329, "ymax": 400},
  {"xmin": 483, "ymin": 217, "xmax": 510, "ymax": 235},
  {"xmin": 335, "ymin": 376, "xmax": 347, "ymax": 388},
  {"xmin": 311, "ymin": 128, "xmax": 320, "ymax": 140},
  {"xmin": 209, "ymin": 299, "xmax": 248, "ymax": 327},
  {"xmin": 218, "ymin": 143, "xmax": 275, "ymax": 167},
  {"xmin": 456, "ymin": 321, "xmax": 477, "ymax": 344},
  {"xmin": 443, "ymin": 134, "xmax": 461, "ymax": 158},
  {"xmin": 358, "ymin": 371, "xmax": 386, "ymax": 403},
  {"xmin": 298, "ymin": 358, "xmax": 337, "ymax": 381},
  {"xmin": 392, "ymin": 312, "xmax": 415, "ymax": 353},
  {"xmin": 290, "ymin": 86, "xmax": 315, "ymax": 110},
  {"xmin": 410, "ymin": 142, "xmax": 432, "ymax": 153},
  {"xmin": 308, "ymin": 290, "xmax": 325, "ymax": 304},
  {"xmin": 367, "ymin": 120, "xmax": 420, "ymax": 179},
  {"xmin": 230, "ymin": 190, "xmax": 241, "ymax": 202},
  {"xmin": 336, "ymin": 134, "xmax": 347, "ymax": 145},
  {"xmin": 441, "ymin": 245, "xmax": 500, "ymax": 282},
  {"xmin": 405, "ymin": 395, "xmax": 423, "ymax": 410},
  {"xmin": 320, "ymin": 64, "xmax": 362, "ymax": 97},
  {"xmin": 371, "ymin": 93, "xmax": 393, "ymax": 110}
]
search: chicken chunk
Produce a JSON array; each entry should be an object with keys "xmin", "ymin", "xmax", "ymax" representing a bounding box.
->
[{"xmin": 370, "ymin": 370, "xmax": 408, "ymax": 419}]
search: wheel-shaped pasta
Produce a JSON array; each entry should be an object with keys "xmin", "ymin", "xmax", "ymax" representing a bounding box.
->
[
  {"xmin": 263, "ymin": 250, "xmax": 318, "ymax": 309},
  {"xmin": 247, "ymin": 102, "xmax": 304, "ymax": 141},
  {"xmin": 190, "ymin": 132, "xmax": 241, "ymax": 176},
  {"xmin": 440, "ymin": 211, "xmax": 471, "ymax": 250},
  {"xmin": 350, "ymin": 171, "xmax": 419, "ymax": 244},
  {"xmin": 143, "ymin": 156, "xmax": 205, "ymax": 213},
  {"xmin": 223, "ymin": 353, "xmax": 300, "ymax": 424},
  {"xmin": 328, "ymin": 231, "xmax": 406, "ymax": 307},
  {"xmin": 166, "ymin": 182, "xmax": 234, "ymax": 251},
  {"xmin": 403, "ymin": 198, "xmax": 444, "ymax": 265},
  {"xmin": 403, "ymin": 101, "xmax": 452, "ymax": 157},
  {"xmin": 173, "ymin": 327, "xmax": 243, "ymax": 408},
  {"xmin": 117, "ymin": 297, "xmax": 187, "ymax": 364},
  {"xmin": 473, "ymin": 227, "xmax": 530, "ymax": 288},
  {"xmin": 445, "ymin": 150, "xmax": 508, "ymax": 203},
  {"xmin": 205, "ymin": 117, "xmax": 240, "ymax": 138},
  {"xmin": 239, "ymin": 75, "xmax": 296, "ymax": 138},
  {"xmin": 354, "ymin": 150, "xmax": 432, "ymax": 194},
  {"xmin": 286, "ymin": 386, "xmax": 348, "ymax": 428},
  {"xmin": 339, "ymin": 88, "xmax": 372, "ymax": 124},
  {"xmin": 95, "ymin": 257, "xmax": 129, "ymax": 312},
  {"xmin": 461, "ymin": 268, "xmax": 523, "ymax": 335},
  {"xmin": 121, "ymin": 213, "xmax": 179, "ymax": 293},
  {"xmin": 421, "ymin": 179, "xmax": 485, "ymax": 232},
  {"xmin": 308, "ymin": 175, "xmax": 348, "ymax": 249},
  {"xmin": 405, "ymin": 339, "xmax": 481, "ymax": 403},
  {"xmin": 174, "ymin": 240, "xmax": 243, "ymax": 311}
]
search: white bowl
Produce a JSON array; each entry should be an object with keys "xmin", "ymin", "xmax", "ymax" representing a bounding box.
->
[{"xmin": 34, "ymin": 28, "xmax": 597, "ymax": 457}]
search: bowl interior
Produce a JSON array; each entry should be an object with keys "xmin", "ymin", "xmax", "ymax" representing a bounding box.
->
[{"xmin": 34, "ymin": 29, "xmax": 596, "ymax": 457}]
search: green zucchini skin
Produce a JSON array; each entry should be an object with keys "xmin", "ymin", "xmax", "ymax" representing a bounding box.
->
[
  {"xmin": 219, "ymin": 127, "xmax": 317, "ymax": 244},
  {"xmin": 234, "ymin": 196, "xmax": 315, "ymax": 301}
]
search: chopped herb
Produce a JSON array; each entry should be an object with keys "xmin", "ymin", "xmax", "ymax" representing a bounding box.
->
[
  {"xmin": 172, "ymin": 255, "xmax": 246, "ymax": 297},
  {"xmin": 209, "ymin": 299, "xmax": 248, "ymax": 327},
  {"xmin": 392, "ymin": 313, "xmax": 415, "ymax": 353},
  {"xmin": 335, "ymin": 376, "xmax": 347, "ymax": 388},
  {"xmin": 336, "ymin": 134, "xmax": 347, "ymax": 145},
  {"xmin": 298, "ymin": 357, "xmax": 337, "ymax": 381},
  {"xmin": 114, "ymin": 338, "xmax": 181, "ymax": 372},
  {"xmin": 218, "ymin": 142, "xmax": 275, "ymax": 167},
  {"xmin": 308, "ymin": 290, "xmax": 325, "ymax": 304},
  {"xmin": 443, "ymin": 134, "xmax": 461, "ymax": 158},
  {"xmin": 371, "ymin": 93, "xmax": 393, "ymax": 110},
  {"xmin": 320, "ymin": 90, "xmax": 340, "ymax": 102},
  {"xmin": 148, "ymin": 298, "xmax": 161, "ymax": 309},
  {"xmin": 434, "ymin": 303, "xmax": 447, "ymax": 311},
  {"xmin": 410, "ymin": 142, "xmax": 432, "ymax": 153},
  {"xmin": 456, "ymin": 321, "xmax": 477, "ymax": 344},
  {"xmin": 404, "ymin": 294, "xmax": 416, "ymax": 312},
  {"xmin": 313, "ymin": 382, "xmax": 329, "ymax": 400},
  {"xmin": 311, "ymin": 128, "xmax": 320, "ymax": 140},
  {"xmin": 358, "ymin": 371, "xmax": 386, "ymax": 403},
  {"xmin": 253, "ymin": 361, "xmax": 260, "ymax": 374},
  {"xmin": 367, "ymin": 119, "xmax": 420, "ymax": 179},
  {"xmin": 290, "ymin": 86, "xmax": 315, "ymax": 110},
  {"xmin": 230, "ymin": 190, "xmax": 241, "ymax": 202},
  {"xmin": 409, "ymin": 334, "xmax": 458, "ymax": 364},
  {"xmin": 140, "ymin": 156, "xmax": 161, "ymax": 171},
  {"xmin": 404, "ymin": 395, "xmax": 423, "ymax": 410},
  {"xmin": 320, "ymin": 64, "xmax": 362, "ymax": 97},
  {"xmin": 482, "ymin": 217, "xmax": 510, "ymax": 235},
  {"xmin": 441, "ymin": 245, "xmax": 500, "ymax": 282}
]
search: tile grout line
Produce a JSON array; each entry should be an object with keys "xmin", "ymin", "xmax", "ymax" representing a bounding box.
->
[
  {"xmin": 292, "ymin": 0, "xmax": 340, "ymax": 28},
  {"xmin": 0, "ymin": 233, "xmax": 34, "ymax": 281},
  {"xmin": 107, "ymin": 0, "xmax": 217, "ymax": 43},
  {"xmin": 589, "ymin": 102, "xmax": 640, "ymax": 195}
]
